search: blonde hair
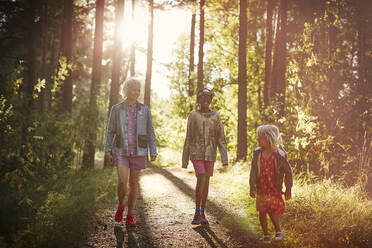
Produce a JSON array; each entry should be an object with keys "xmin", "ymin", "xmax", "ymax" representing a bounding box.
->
[
  {"xmin": 122, "ymin": 78, "xmax": 141, "ymax": 98},
  {"xmin": 257, "ymin": 124, "xmax": 283, "ymax": 151}
]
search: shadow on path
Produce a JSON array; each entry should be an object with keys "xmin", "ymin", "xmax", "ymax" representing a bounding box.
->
[
  {"xmin": 114, "ymin": 226, "xmax": 125, "ymax": 248},
  {"xmin": 148, "ymin": 167, "xmax": 259, "ymax": 246},
  {"xmin": 113, "ymin": 186, "xmax": 157, "ymax": 248},
  {"xmin": 193, "ymin": 225, "xmax": 229, "ymax": 248}
]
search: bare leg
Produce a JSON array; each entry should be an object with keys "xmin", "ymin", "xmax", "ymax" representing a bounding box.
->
[
  {"xmin": 268, "ymin": 213, "xmax": 281, "ymax": 233},
  {"xmin": 127, "ymin": 169, "xmax": 140, "ymax": 215},
  {"xmin": 259, "ymin": 211, "xmax": 269, "ymax": 235},
  {"xmin": 201, "ymin": 176, "xmax": 210, "ymax": 209},
  {"xmin": 117, "ymin": 165, "xmax": 130, "ymax": 206},
  {"xmin": 195, "ymin": 174, "xmax": 206, "ymax": 209}
]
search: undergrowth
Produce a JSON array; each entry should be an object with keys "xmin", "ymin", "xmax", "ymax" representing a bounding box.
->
[
  {"xmin": 213, "ymin": 162, "xmax": 372, "ymax": 248},
  {"xmin": 0, "ymin": 167, "xmax": 117, "ymax": 248}
]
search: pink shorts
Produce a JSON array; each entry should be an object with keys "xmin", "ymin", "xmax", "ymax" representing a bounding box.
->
[
  {"xmin": 191, "ymin": 160, "xmax": 215, "ymax": 177},
  {"xmin": 115, "ymin": 154, "xmax": 146, "ymax": 170}
]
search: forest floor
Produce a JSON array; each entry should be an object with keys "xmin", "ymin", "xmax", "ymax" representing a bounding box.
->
[{"xmin": 82, "ymin": 166, "xmax": 274, "ymax": 248}]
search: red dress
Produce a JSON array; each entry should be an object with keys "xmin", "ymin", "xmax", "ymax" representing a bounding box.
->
[{"xmin": 256, "ymin": 152, "xmax": 285, "ymax": 214}]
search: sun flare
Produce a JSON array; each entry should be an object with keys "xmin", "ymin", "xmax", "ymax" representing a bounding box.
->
[
  {"xmin": 120, "ymin": 7, "xmax": 148, "ymax": 49},
  {"xmin": 116, "ymin": 5, "xmax": 189, "ymax": 98}
]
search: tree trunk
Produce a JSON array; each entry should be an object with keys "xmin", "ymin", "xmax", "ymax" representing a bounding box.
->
[
  {"xmin": 108, "ymin": 0, "xmax": 124, "ymax": 114},
  {"xmin": 277, "ymin": 0, "xmax": 287, "ymax": 117},
  {"xmin": 144, "ymin": 0, "xmax": 154, "ymax": 107},
  {"xmin": 264, "ymin": 0, "xmax": 274, "ymax": 108},
  {"xmin": 105, "ymin": 0, "xmax": 125, "ymax": 168},
  {"xmin": 130, "ymin": 0, "xmax": 136, "ymax": 77},
  {"xmin": 188, "ymin": 0, "xmax": 196, "ymax": 97},
  {"xmin": 328, "ymin": 10, "xmax": 337, "ymax": 100},
  {"xmin": 83, "ymin": 0, "xmax": 105, "ymax": 169},
  {"xmin": 355, "ymin": 0, "xmax": 370, "ymax": 141},
  {"xmin": 271, "ymin": 0, "xmax": 287, "ymax": 117},
  {"xmin": 237, "ymin": 0, "xmax": 248, "ymax": 161},
  {"xmin": 40, "ymin": 0, "xmax": 48, "ymax": 113},
  {"xmin": 48, "ymin": 32, "xmax": 57, "ymax": 111},
  {"xmin": 61, "ymin": 0, "xmax": 73, "ymax": 113},
  {"xmin": 270, "ymin": 4, "xmax": 280, "ymax": 100},
  {"xmin": 357, "ymin": 1, "xmax": 367, "ymax": 85},
  {"xmin": 26, "ymin": 0, "xmax": 36, "ymax": 105},
  {"xmin": 197, "ymin": 0, "xmax": 205, "ymax": 92}
]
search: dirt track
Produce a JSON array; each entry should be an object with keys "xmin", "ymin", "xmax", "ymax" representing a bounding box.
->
[{"xmin": 84, "ymin": 167, "xmax": 261, "ymax": 248}]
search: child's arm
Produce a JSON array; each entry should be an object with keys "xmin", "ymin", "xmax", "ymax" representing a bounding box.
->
[
  {"xmin": 181, "ymin": 114, "xmax": 192, "ymax": 168},
  {"xmin": 283, "ymin": 153, "xmax": 293, "ymax": 199},
  {"xmin": 216, "ymin": 113, "xmax": 228, "ymax": 166}
]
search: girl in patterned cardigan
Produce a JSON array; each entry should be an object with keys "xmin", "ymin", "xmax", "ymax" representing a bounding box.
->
[{"xmin": 182, "ymin": 88, "xmax": 228, "ymax": 225}]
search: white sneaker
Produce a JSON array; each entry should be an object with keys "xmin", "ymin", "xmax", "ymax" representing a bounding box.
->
[
  {"xmin": 259, "ymin": 235, "xmax": 271, "ymax": 244},
  {"xmin": 273, "ymin": 232, "xmax": 286, "ymax": 241}
]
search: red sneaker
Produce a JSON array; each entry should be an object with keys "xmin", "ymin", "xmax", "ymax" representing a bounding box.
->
[
  {"xmin": 200, "ymin": 212, "xmax": 209, "ymax": 225},
  {"xmin": 126, "ymin": 214, "xmax": 136, "ymax": 226},
  {"xmin": 115, "ymin": 205, "xmax": 125, "ymax": 222}
]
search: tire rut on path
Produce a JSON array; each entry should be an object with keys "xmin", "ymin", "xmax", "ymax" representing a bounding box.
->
[{"xmin": 84, "ymin": 167, "xmax": 259, "ymax": 248}]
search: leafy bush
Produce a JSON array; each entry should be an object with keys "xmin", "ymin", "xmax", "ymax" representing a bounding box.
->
[{"xmin": 213, "ymin": 164, "xmax": 372, "ymax": 248}]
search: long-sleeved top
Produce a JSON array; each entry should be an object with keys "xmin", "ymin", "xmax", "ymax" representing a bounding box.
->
[
  {"xmin": 104, "ymin": 100, "xmax": 157, "ymax": 157},
  {"xmin": 249, "ymin": 147, "xmax": 293, "ymax": 195},
  {"xmin": 182, "ymin": 110, "xmax": 228, "ymax": 168}
]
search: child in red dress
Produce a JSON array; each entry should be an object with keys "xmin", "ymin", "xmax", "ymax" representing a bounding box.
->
[{"xmin": 249, "ymin": 125, "xmax": 293, "ymax": 243}]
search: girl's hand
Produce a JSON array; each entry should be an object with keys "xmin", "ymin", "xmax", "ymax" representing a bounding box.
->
[
  {"xmin": 250, "ymin": 191, "xmax": 256, "ymax": 198},
  {"xmin": 285, "ymin": 192, "xmax": 292, "ymax": 200}
]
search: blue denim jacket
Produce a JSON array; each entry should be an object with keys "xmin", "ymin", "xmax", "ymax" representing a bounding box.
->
[{"xmin": 104, "ymin": 100, "xmax": 157, "ymax": 157}]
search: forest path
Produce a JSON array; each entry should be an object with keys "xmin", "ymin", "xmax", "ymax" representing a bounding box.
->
[{"xmin": 83, "ymin": 166, "xmax": 264, "ymax": 248}]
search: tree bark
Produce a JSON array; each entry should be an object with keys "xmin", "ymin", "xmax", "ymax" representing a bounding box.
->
[
  {"xmin": 83, "ymin": 0, "xmax": 105, "ymax": 169},
  {"xmin": 271, "ymin": 0, "xmax": 287, "ymax": 117},
  {"xmin": 144, "ymin": 0, "xmax": 154, "ymax": 107},
  {"xmin": 264, "ymin": 0, "xmax": 274, "ymax": 108},
  {"xmin": 197, "ymin": 0, "xmax": 205, "ymax": 92},
  {"xmin": 188, "ymin": 0, "xmax": 196, "ymax": 97},
  {"xmin": 40, "ymin": 0, "xmax": 48, "ymax": 113},
  {"xmin": 108, "ymin": 0, "xmax": 124, "ymax": 115},
  {"xmin": 270, "ymin": 4, "xmax": 280, "ymax": 99},
  {"xmin": 130, "ymin": 0, "xmax": 136, "ymax": 77},
  {"xmin": 328, "ymin": 10, "xmax": 337, "ymax": 101},
  {"xmin": 277, "ymin": 0, "xmax": 287, "ymax": 117},
  {"xmin": 61, "ymin": 0, "xmax": 73, "ymax": 113},
  {"xmin": 26, "ymin": 0, "xmax": 36, "ymax": 105},
  {"xmin": 237, "ymin": 0, "xmax": 248, "ymax": 161}
]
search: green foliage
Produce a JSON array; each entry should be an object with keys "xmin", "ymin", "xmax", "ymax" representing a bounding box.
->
[
  {"xmin": 165, "ymin": 0, "xmax": 372, "ymax": 183},
  {"xmin": 151, "ymin": 96, "xmax": 187, "ymax": 150},
  {"xmin": 0, "ymin": 60, "xmax": 105, "ymax": 245},
  {"xmin": 213, "ymin": 163, "xmax": 372, "ymax": 248},
  {"xmin": 0, "ymin": 168, "xmax": 117, "ymax": 247},
  {"xmin": 284, "ymin": 176, "xmax": 372, "ymax": 248}
]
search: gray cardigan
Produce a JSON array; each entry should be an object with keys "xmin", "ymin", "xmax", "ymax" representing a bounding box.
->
[{"xmin": 249, "ymin": 147, "xmax": 293, "ymax": 195}]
